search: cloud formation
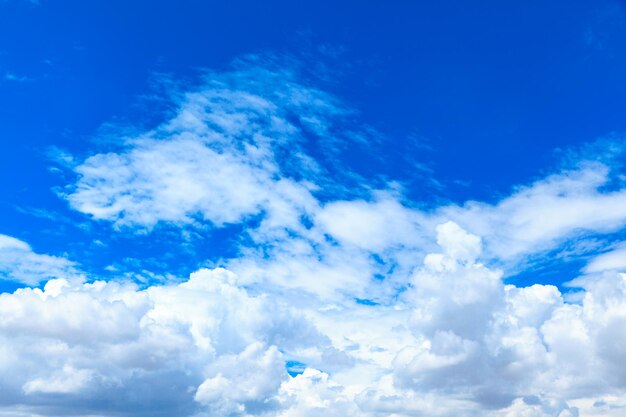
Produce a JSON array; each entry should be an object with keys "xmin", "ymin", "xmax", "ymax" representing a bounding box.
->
[
  {"xmin": 0, "ymin": 268, "xmax": 330, "ymax": 416},
  {"xmin": 441, "ymin": 161, "xmax": 626, "ymax": 262},
  {"xmin": 3, "ymin": 229, "xmax": 626, "ymax": 416},
  {"xmin": 64, "ymin": 59, "xmax": 348, "ymax": 232},
  {"xmin": 3, "ymin": 56, "xmax": 626, "ymax": 416},
  {"xmin": 0, "ymin": 234, "xmax": 80, "ymax": 286}
]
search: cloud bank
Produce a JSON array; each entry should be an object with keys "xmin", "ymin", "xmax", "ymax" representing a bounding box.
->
[{"xmin": 2, "ymin": 55, "xmax": 626, "ymax": 416}]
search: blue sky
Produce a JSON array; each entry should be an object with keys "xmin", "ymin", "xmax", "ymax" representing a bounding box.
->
[
  {"xmin": 3, "ymin": 0, "xmax": 626, "ymax": 288},
  {"xmin": 2, "ymin": 1, "xmax": 626, "ymax": 416}
]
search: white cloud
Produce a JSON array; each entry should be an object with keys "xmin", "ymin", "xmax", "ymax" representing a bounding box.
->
[
  {"xmin": 194, "ymin": 343, "xmax": 286, "ymax": 415},
  {"xmin": 276, "ymin": 368, "xmax": 361, "ymax": 417},
  {"xmin": 16, "ymin": 57, "xmax": 626, "ymax": 416},
  {"xmin": 22, "ymin": 365, "xmax": 93, "ymax": 394},
  {"xmin": 314, "ymin": 194, "xmax": 428, "ymax": 253},
  {"xmin": 440, "ymin": 161, "xmax": 626, "ymax": 262},
  {"xmin": 70, "ymin": 136, "xmax": 284, "ymax": 227},
  {"xmin": 63, "ymin": 61, "xmax": 347, "ymax": 232},
  {"xmin": 0, "ymin": 268, "xmax": 330, "ymax": 416},
  {"xmin": 0, "ymin": 234, "xmax": 80, "ymax": 285},
  {"xmin": 60, "ymin": 57, "xmax": 626, "ymax": 296},
  {"xmin": 584, "ymin": 244, "xmax": 626, "ymax": 273},
  {"xmin": 3, "ymin": 224, "xmax": 626, "ymax": 416},
  {"xmin": 389, "ymin": 224, "xmax": 626, "ymax": 415}
]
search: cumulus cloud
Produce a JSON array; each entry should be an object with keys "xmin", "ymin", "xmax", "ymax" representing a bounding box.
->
[
  {"xmin": 4, "ymin": 226, "xmax": 626, "ymax": 416},
  {"xmin": 0, "ymin": 268, "xmax": 331, "ymax": 416}
]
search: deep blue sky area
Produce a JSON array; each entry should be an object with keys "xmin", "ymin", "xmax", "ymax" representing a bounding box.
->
[{"xmin": 1, "ymin": 0, "xmax": 626, "ymax": 286}]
